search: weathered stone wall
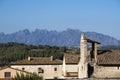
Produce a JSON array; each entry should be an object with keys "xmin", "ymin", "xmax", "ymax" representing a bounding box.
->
[
  {"xmin": 79, "ymin": 33, "xmax": 88, "ymax": 78},
  {"xmin": 93, "ymin": 65, "xmax": 120, "ymax": 78}
]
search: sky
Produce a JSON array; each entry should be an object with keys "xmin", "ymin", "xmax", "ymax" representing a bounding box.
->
[{"xmin": 0, "ymin": 0, "xmax": 120, "ymax": 39}]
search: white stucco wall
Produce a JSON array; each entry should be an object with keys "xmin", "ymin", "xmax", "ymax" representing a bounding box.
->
[
  {"xmin": 0, "ymin": 68, "xmax": 28, "ymax": 78},
  {"xmin": 62, "ymin": 56, "xmax": 79, "ymax": 77},
  {"xmin": 65, "ymin": 64, "xmax": 78, "ymax": 72},
  {"xmin": 11, "ymin": 65, "xmax": 64, "ymax": 79}
]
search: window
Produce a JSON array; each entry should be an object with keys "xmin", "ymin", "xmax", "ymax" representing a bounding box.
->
[
  {"xmin": 38, "ymin": 68, "xmax": 44, "ymax": 73},
  {"xmin": 54, "ymin": 67, "xmax": 57, "ymax": 71},
  {"xmin": 22, "ymin": 68, "xmax": 25, "ymax": 71},
  {"xmin": 117, "ymin": 66, "xmax": 119, "ymax": 69},
  {"xmin": 4, "ymin": 72, "xmax": 11, "ymax": 78}
]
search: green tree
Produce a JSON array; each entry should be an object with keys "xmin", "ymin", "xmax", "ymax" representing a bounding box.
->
[{"xmin": 60, "ymin": 46, "xmax": 67, "ymax": 52}]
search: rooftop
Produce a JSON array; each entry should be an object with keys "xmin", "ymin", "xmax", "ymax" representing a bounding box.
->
[
  {"xmin": 65, "ymin": 53, "xmax": 80, "ymax": 64},
  {"xmin": 11, "ymin": 57, "xmax": 63, "ymax": 65},
  {"xmin": 97, "ymin": 50, "xmax": 120, "ymax": 65}
]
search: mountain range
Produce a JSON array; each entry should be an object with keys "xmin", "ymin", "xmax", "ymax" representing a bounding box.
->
[{"xmin": 0, "ymin": 29, "xmax": 120, "ymax": 46}]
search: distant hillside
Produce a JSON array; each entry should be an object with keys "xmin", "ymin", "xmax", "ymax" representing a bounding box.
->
[{"xmin": 0, "ymin": 29, "xmax": 120, "ymax": 46}]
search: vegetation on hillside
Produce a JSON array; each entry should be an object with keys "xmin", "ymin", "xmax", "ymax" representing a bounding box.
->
[
  {"xmin": 99, "ymin": 45, "xmax": 120, "ymax": 50},
  {"xmin": 0, "ymin": 42, "xmax": 120, "ymax": 66},
  {"xmin": 0, "ymin": 42, "xmax": 67, "ymax": 66}
]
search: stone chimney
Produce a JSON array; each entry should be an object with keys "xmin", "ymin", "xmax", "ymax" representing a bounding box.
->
[
  {"xmin": 51, "ymin": 56, "xmax": 53, "ymax": 61},
  {"xmin": 28, "ymin": 56, "xmax": 31, "ymax": 61},
  {"xmin": 79, "ymin": 33, "xmax": 88, "ymax": 78}
]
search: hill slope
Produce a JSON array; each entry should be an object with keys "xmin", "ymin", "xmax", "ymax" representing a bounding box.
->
[{"xmin": 0, "ymin": 29, "xmax": 120, "ymax": 46}]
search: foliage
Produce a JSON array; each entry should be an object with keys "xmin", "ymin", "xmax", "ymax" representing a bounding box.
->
[
  {"xmin": 0, "ymin": 42, "xmax": 119, "ymax": 66},
  {"xmin": 0, "ymin": 42, "xmax": 68, "ymax": 66},
  {"xmin": 12, "ymin": 72, "xmax": 43, "ymax": 80},
  {"xmin": 99, "ymin": 45, "xmax": 120, "ymax": 50},
  {"xmin": 0, "ymin": 42, "xmax": 120, "ymax": 66}
]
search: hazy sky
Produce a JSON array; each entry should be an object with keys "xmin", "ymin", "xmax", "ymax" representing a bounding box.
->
[{"xmin": 0, "ymin": 0, "xmax": 120, "ymax": 39}]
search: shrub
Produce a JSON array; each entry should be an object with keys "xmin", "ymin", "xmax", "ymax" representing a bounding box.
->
[{"xmin": 12, "ymin": 72, "xmax": 43, "ymax": 80}]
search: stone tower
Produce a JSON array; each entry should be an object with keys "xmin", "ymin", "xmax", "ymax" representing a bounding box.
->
[{"xmin": 78, "ymin": 33, "xmax": 88, "ymax": 78}]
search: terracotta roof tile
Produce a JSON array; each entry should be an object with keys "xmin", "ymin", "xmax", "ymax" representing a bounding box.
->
[
  {"xmin": 11, "ymin": 57, "xmax": 62, "ymax": 65},
  {"xmin": 65, "ymin": 53, "xmax": 80, "ymax": 64},
  {"xmin": 97, "ymin": 50, "xmax": 120, "ymax": 65}
]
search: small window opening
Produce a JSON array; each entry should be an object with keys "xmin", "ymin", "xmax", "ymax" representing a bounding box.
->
[
  {"xmin": 22, "ymin": 68, "xmax": 25, "ymax": 71},
  {"xmin": 117, "ymin": 66, "xmax": 119, "ymax": 69},
  {"xmin": 38, "ymin": 68, "xmax": 44, "ymax": 73},
  {"xmin": 4, "ymin": 72, "xmax": 11, "ymax": 78},
  {"xmin": 54, "ymin": 67, "xmax": 57, "ymax": 71}
]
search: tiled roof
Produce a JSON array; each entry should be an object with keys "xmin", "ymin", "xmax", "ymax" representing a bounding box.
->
[
  {"xmin": 97, "ymin": 50, "xmax": 120, "ymax": 65},
  {"xmin": 11, "ymin": 57, "xmax": 62, "ymax": 65},
  {"xmin": 65, "ymin": 53, "xmax": 80, "ymax": 64}
]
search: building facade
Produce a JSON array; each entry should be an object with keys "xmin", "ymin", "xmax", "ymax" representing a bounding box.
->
[
  {"xmin": 78, "ymin": 33, "xmax": 120, "ymax": 78},
  {"xmin": 93, "ymin": 50, "xmax": 120, "ymax": 78},
  {"xmin": 63, "ymin": 53, "xmax": 79, "ymax": 77},
  {"xmin": 0, "ymin": 67, "xmax": 31, "ymax": 79},
  {"xmin": 11, "ymin": 57, "xmax": 63, "ymax": 79}
]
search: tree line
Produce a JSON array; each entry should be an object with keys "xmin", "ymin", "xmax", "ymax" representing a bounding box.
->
[
  {"xmin": 0, "ymin": 42, "xmax": 120, "ymax": 67},
  {"xmin": 0, "ymin": 42, "xmax": 67, "ymax": 66}
]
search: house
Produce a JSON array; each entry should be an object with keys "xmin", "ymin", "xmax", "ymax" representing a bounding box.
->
[
  {"xmin": 11, "ymin": 54, "xmax": 80, "ymax": 79},
  {"xmin": 93, "ymin": 50, "xmax": 120, "ymax": 78},
  {"xmin": 10, "ymin": 56, "xmax": 63, "ymax": 79},
  {"xmin": 62, "ymin": 53, "xmax": 80, "ymax": 77},
  {"xmin": 78, "ymin": 33, "xmax": 120, "ymax": 78},
  {"xmin": 0, "ymin": 66, "xmax": 31, "ymax": 79}
]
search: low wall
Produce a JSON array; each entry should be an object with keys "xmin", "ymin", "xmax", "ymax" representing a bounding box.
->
[{"xmin": 93, "ymin": 65, "xmax": 120, "ymax": 78}]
